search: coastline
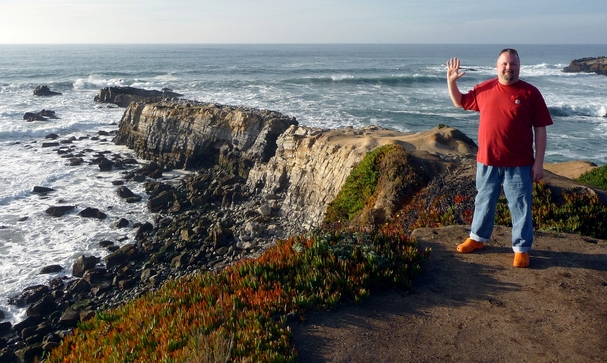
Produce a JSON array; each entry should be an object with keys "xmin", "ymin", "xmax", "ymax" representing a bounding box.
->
[{"xmin": 0, "ymin": 99, "xmax": 606, "ymax": 361}]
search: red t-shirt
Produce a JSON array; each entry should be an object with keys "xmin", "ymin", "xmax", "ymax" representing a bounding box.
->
[{"xmin": 461, "ymin": 78, "xmax": 553, "ymax": 167}]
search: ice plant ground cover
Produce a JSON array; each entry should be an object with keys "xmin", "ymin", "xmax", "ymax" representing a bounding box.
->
[{"xmin": 47, "ymin": 229, "xmax": 429, "ymax": 362}]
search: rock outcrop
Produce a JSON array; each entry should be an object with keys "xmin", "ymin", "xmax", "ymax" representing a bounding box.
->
[
  {"xmin": 563, "ymin": 56, "xmax": 607, "ymax": 76},
  {"xmin": 113, "ymin": 100, "xmax": 477, "ymax": 230},
  {"xmin": 23, "ymin": 109, "xmax": 59, "ymax": 122},
  {"xmin": 113, "ymin": 100, "xmax": 298, "ymax": 170},
  {"xmin": 94, "ymin": 86, "xmax": 184, "ymax": 107},
  {"xmin": 247, "ymin": 125, "xmax": 477, "ymax": 229},
  {"xmin": 33, "ymin": 85, "xmax": 62, "ymax": 96}
]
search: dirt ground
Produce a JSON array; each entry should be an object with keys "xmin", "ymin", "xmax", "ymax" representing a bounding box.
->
[{"xmin": 289, "ymin": 224, "xmax": 607, "ymax": 363}]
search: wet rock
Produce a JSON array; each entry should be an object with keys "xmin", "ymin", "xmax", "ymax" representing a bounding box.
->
[
  {"xmin": 94, "ymin": 86, "xmax": 183, "ymax": 107},
  {"xmin": 45, "ymin": 205, "xmax": 75, "ymax": 217},
  {"xmin": 98, "ymin": 157, "xmax": 113, "ymax": 171},
  {"xmin": 117, "ymin": 186, "xmax": 136, "ymax": 198},
  {"xmin": 72, "ymin": 255, "xmax": 99, "ymax": 277},
  {"xmin": 8, "ymin": 285, "xmax": 49, "ymax": 307},
  {"xmin": 33, "ymin": 85, "xmax": 62, "ymax": 96},
  {"xmin": 114, "ymin": 218, "xmax": 130, "ymax": 228},
  {"xmin": 39, "ymin": 265, "xmax": 63, "ymax": 274},
  {"xmin": 78, "ymin": 207, "xmax": 107, "ymax": 220},
  {"xmin": 32, "ymin": 186, "xmax": 54, "ymax": 194},
  {"xmin": 69, "ymin": 157, "xmax": 85, "ymax": 166}
]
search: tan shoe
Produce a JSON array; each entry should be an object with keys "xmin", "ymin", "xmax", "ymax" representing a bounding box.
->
[
  {"xmin": 513, "ymin": 252, "xmax": 530, "ymax": 268},
  {"xmin": 456, "ymin": 238, "xmax": 484, "ymax": 253}
]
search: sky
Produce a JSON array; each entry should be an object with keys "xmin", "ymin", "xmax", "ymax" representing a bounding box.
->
[{"xmin": 0, "ymin": 0, "xmax": 606, "ymax": 44}]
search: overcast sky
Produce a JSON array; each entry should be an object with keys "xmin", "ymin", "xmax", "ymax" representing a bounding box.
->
[{"xmin": 1, "ymin": 0, "xmax": 606, "ymax": 44}]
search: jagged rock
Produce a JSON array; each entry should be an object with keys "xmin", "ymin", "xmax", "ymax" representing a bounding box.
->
[
  {"xmin": 78, "ymin": 207, "xmax": 107, "ymax": 220},
  {"xmin": 33, "ymin": 85, "xmax": 61, "ymax": 96},
  {"xmin": 14, "ymin": 343, "xmax": 44, "ymax": 363},
  {"xmin": 113, "ymin": 101, "xmax": 297, "ymax": 170},
  {"xmin": 246, "ymin": 125, "xmax": 476, "ymax": 231},
  {"xmin": 117, "ymin": 186, "xmax": 136, "ymax": 198},
  {"xmin": 563, "ymin": 56, "xmax": 607, "ymax": 76},
  {"xmin": 66, "ymin": 278, "xmax": 91, "ymax": 296},
  {"xmin": 59, "ymin": 309, "xmax": 80, "ymax": 327},
  {"xmin": 25, "ymin": 109, "xmax": 59, "ymax": 121},
  {"xmin": 45, "ymin": 205, "xmax": 75, "ymax": 217},
  {"xmin": 104, "ymin": 250, "xmax": 127, "ymax": 270},
  {"xmin": 8, "ymin": 285, "xmax": 49, "ymax": 307},
  {"xmin": 94, "ymin": 86, "xmax": 183, "ymax": 107},
  {"xmin": 25, "ymin": 295, "xmax": 57, "ymax": 317},
  {"xmin": 72, "ymin": 255, "xmax": 99, "ymax": 277},
  {"xmin": 12, "ymin": 316, "xmax": 44, "ymax": 334}
]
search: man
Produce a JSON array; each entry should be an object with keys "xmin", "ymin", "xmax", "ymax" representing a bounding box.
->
[{"xmin": 446, "ymin": 48, "xmax": 553, "ymax": 268}]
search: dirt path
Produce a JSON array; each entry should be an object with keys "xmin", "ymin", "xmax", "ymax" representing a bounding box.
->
[{"xmin": 290, "ymin": 225, "xmax": 607, "ymax": 363}]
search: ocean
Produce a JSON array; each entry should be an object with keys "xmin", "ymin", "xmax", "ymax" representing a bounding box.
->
[{"xmin": 1, "ymin": 44, "xmax": 606, "ymax": 324}]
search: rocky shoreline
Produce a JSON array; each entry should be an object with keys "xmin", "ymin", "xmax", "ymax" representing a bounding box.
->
[{"xmin": 0, "ymin": 94, "xmax": 602, "ymax": 362}]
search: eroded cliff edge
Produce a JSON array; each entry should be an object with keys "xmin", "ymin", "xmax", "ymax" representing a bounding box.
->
[{"xmin": 113, "ymin": 100, "xmax": 479, "ymax": 231}]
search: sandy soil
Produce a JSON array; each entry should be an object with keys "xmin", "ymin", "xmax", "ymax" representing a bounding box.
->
[{"xmin": 289, "ymin": 225, "xmax": 607, "ymax": 363}]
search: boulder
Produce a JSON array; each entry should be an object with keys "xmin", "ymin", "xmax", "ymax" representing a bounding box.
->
[
  {"xmin": 78, "ymin": 207, "xmax": 107, "ymax": 220},
  {"xmin": 33, "ymin": 85, "xmax": 61, "ymax": 96},
  {"xmin": 45, "ymin": 205, "xmax": 75, "ymax": 217},
  {"xmin": 25, "ymin": 295, "xmax": 57, "ymax": 317},
  {"xmin": 117, "ymin": 186, "xmax": 136, "ymax": 198},
  {"xmin": 8, "ymin": 285, "xmax": 50, "ymax": 307},
  {"xmin": 39, "ymin": 265, "xmax": 63, "ymax": 274},
  {"xmin": 32, "ymin": 186, "xmax": 54, "ymax": 194},
  {"xmin": 94, "ymin": 86, "xmax": 183, "ymax": 107},
  {"xmin": 72, "ymin": 255, "xmax": 99, "ymax": 277}
]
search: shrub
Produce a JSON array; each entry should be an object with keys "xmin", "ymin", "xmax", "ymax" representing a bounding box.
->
[{"xmin": 576, "ymin": 164, "xmax": 607, "ymax": 190}]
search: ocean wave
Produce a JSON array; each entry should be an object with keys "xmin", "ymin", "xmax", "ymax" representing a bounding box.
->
[
  {"xmin": 549, "ymin": 104, "xmax": 607, "ymax": 118},
  {"xmin": 73, "ymin": 75, "xmax": 129, "ymax": 90},
  {"xmin": 289, "ymin": 74, "xmax": 443, "ymax": 87}
]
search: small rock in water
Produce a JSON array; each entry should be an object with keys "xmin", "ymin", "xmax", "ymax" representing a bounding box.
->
[
  {"xmin": 45, "ymin": 205, "xmax": 75, "ymax": 217},
  {"xmin": 78, "ymin": 207, "xmax": 107, "ymax": 220}
]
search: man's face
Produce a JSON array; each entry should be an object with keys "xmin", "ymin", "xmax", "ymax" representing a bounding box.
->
[{"xmin": 496, "ymin": 52, "xmax": 520, "ymax": 85}]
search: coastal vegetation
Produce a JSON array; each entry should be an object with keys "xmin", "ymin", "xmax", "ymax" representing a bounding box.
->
[
  {"xmin": 576, "ymin": 163, "xmax": 607, "ymax": 190},
  {"xmin": 48, "ymin": 229, "xmax": 428, "ymax": 362},
  {"xmin": 46, "ymin": 145, "xmax": 607, "ymax": 362}
]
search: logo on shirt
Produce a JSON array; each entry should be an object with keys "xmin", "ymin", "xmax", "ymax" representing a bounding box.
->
[{"xmin": 515, "ymin": 99, "xmax": 521, "ymax": 104}]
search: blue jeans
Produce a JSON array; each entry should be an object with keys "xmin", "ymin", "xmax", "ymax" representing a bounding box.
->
[{"xmin": 470, "ymin": 163, "xmax": 534, "ymax": 252}]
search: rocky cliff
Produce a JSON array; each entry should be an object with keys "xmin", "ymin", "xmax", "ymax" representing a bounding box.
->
[
  {"xmin": 246, "ymin": 124, "xmax": 477, "ymax": 230},
  {"xmin": 563, "ymin": 56, "xmax": 607, "ymax": 76},
  {"xmin": 113, "ymin": 101, "xmax": 478, "ymax": 229},
  {"xmin": 113, "ymin": 100, "xmax": 298, "ymax": 170}
]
